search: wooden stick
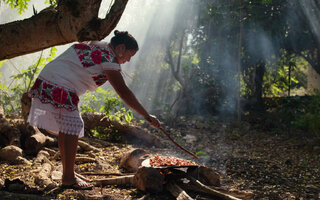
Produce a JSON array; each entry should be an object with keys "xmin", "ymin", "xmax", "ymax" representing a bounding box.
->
[
  {"xmin": 81, "ymin": 172, "xmax": 135, "ymax": 176},
  {"xmin": 170, "ymin": 169, "xmax": 242, "ymax": 200},
  {"xmin": 166, "ymin": 181, "xmax": 194, "ymax": 200},
  {"xmin": 95, "ymin": 175, "xmax": 134, "ymax": 186},
  {"xmin": 185, "ymin": 175, "xmax": 242, "ymax": 200},
  {"xmin": 138, "ymin": 194, "xmax": 150, "ymax": 200},
  {"xmin": 159, "ymin": 127, "xmax": 199, "ymax": 160}
]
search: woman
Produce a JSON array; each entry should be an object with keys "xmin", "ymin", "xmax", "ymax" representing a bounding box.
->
[{"xmin": 28, "ymin": 30, "xmax": 161, "ymax": 189}]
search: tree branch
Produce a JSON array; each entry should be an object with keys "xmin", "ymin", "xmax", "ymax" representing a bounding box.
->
[{"xmin": 0, "ymin": 0, "xmax": 129, "ymax": 60}]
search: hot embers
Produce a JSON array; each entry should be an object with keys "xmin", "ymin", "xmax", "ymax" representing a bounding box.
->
[{"xmin": 149, "ymin": 155, "xmax": 197, "ymax": 167}]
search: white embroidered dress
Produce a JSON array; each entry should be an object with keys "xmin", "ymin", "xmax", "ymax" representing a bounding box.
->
[{"xmin": 27, "ymin": 41, "xmax": 121, "ymax": 137}]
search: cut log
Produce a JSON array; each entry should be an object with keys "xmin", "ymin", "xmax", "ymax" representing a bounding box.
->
[
  {"xmin": 81, "ymin": 112, "xmax": 163, "ymax": 147},
  {"xmin": 119, "ymin": 148, "xmax": 151, "ymax": 172},
  {"xmin": 95, "ymin": 175, "xmax": 134, "ymax": 186},
  {"xmin": 0, "ymin": 145, "xmax": 23, "ymax": 161},
  {"xmin": 33, "ymin": 150, "xmax": 50, "ymax": 166},
  {"xmin": 25, "ymin": 129, "xmax": 46, "ymax": 154},
  {"xmin": 0, "ymin": 117, "xmax": 21, "ymax": 147},
  {"xmin": 166, "ymin": 181, "xmax": 194, "ymax": 200},
  {"xmin": 34, "ymin": 162, "xmax": 55, "ymax": 188},
  {"xmin": 24, "ymin": 127, "xmax": 55, "ymax": 155},
  {"xmin": 133, "ymin": 167, "xmax": 165, "ymax": 193}
]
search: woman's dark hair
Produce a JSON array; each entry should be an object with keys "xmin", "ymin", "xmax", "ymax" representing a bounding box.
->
[{"xmin": 110, "ymin": 30, "xmax": 139, "ymax": 51}]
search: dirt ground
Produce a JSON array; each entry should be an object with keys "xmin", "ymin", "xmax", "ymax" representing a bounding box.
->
[{"xmin": 0, "ymin": 118, "xmax": 319, "ymax": 200}]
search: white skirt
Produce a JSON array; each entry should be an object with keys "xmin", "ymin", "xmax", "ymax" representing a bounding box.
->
[{"xmin": 28, "ymin": 98, "xmax": 84, "ymax": 137}]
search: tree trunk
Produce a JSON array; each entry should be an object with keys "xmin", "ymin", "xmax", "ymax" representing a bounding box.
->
[
  {"xmin": 0, "ymin": 0, "xmax": 128, "ymax": 60},
  {"xmin": 252, "ymin": 60, "xmax": 265, "ymax": 110}
]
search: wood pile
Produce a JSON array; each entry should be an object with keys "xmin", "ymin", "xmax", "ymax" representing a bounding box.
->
[
  {"xmin": 0, "ymin": 101, "xmax": 253, "ymax": 199},
  {"xmin": 96, "ymin": 149, "xmax": 254, "ymax": 200}
]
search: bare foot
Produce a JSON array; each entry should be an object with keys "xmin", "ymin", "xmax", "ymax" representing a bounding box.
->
[
  {"xmin": 62, "ymin": 176, "xmax": 93, "ymax": 190},
  {"xmin": 75, "ymin": 172, "xmax": 92, "ymax": 182}
]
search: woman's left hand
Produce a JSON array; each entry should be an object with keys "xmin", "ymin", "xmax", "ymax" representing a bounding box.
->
[{"xmin": 145, "ymin": 115, "xmax": 161, "ymax": 128}]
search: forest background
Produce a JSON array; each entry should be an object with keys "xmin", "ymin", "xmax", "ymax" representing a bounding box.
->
[
  {"xmin": 1, "ymin": 0, "xmax": 319, "ymax": 135},
  {"xmin": 0, "ymin": 0, "xmax": 320, "ymax": 199}
]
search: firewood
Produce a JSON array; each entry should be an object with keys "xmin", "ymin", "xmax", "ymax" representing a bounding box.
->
[
  {"xmin": 34, "ymin": 163, "xmax": 55, "ymax": 188},
  {"xmin": 133, "ymin": 167, "xmax": 165, "ymax": 193},
  {"xmin": 0, "ymin": 117, "xmax": 20, "ymax": 147},
  {"xmin": 24, "ymin": 127, "xmax": 54, "ymax": 155},
  {"xmin": 0, "ymin": 145, "xmax": 23, "ymax": 161},
  {"xmin": 78, "ymin": 140, "xmax": 100, "ymax": 152},
  {"xmin": 166, "ymin": 181, "xmax": 194, "ymax": 200},
  {"xmin": 33, "ymin": 150, "xmax": 50, "ymax": 166},
  {"xmin": 187, "ymin": 166, "xmax": 220, "ymax": 186},
  {"xmin": 81, "ymin": 172, "xmax": 134, "ymax": 176},
  {"xmin": 42, "ymin": 147, "xmax": 57, "ymax": 157},
  {"xmin": 14, "ymin": 156, "xmax": 32, "ymax": 165},
  {"xmin": 183, "ymin": 175, "xmax": 242, "ymax": 200},
  {"xmin": 119, "ymin": 149, "xmax": 151, "ymax": 172},
  {"xmin": 137, "ymin": 194, "xmax": 150, "ymax": 200},
  {"xmin": 95, "ymin": 175, "xmax": 134, "ymax": 186},
  {"xmin": 75, "ymin": 156, "xmax": 96, "ymax": 163}
]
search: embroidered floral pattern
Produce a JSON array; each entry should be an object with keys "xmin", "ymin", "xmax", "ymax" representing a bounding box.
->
[
  {"xmin": 92, "ymin": 74, "xmax": 108, "ymax": 86},
  {"xmin": 29, "ymin": 78, "xmax": 79, "ymax": 111},
  {"xmin": 73, "ymin": 43, "xmax": 114, "ymax": 68}
]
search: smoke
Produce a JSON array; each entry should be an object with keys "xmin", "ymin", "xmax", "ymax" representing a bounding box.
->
[
  {"xmin": 298, "ymin": 0, "xmax": 320, "ymax": 47},
  {"xmin": 0, "ymin": 0, "xmax": 186, "ymax": 113},
  {"xmin": 106, "ymin": 0, "xmax": 183, "ymax": 112},
  {"xmin": 3, "ymin": 0, "xmax": 316, "ymax": 117}
]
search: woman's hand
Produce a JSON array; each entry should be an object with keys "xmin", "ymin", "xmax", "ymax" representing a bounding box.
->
[{"xmin": 145, "ymin": 115, "xmax": 161, "ymax": 128}]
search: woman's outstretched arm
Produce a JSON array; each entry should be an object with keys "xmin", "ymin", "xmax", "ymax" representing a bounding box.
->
[{"xmin": 104, "ymin": 70, "xmax": 160, "ymax": 128}]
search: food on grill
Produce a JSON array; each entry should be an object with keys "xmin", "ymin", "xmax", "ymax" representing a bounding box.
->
[{"xmin": 149, "ymin": 155, "xmax": 197, "ymax": 167}]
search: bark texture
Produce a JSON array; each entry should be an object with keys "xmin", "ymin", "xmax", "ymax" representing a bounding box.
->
[{"xmin": 0, "ymin": 0, "xmax": 129, "ymax": 60}]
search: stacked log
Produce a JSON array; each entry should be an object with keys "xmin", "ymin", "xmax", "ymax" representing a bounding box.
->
[{"xmin": 0, "ymin": 107, "xmax": 21, "ymax": 147}]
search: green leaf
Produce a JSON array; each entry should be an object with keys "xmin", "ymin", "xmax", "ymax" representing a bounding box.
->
[
  {"xmin": 5, "ymin": 0, "xmax": 31, "ymax": 14},
  {"xmin": 0, "ymin": 83, "xmax": 8, "ymax": 90}
]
